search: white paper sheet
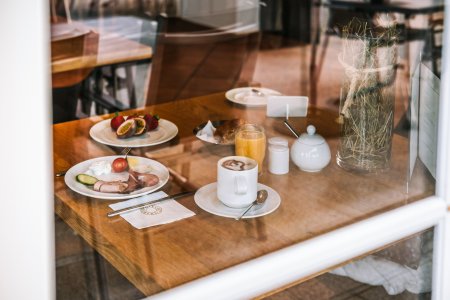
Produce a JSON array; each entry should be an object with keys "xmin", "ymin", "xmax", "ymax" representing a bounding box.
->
[
  {"xmin": 418, "ymin": 63, "xmax": 440, "ymax": 179},
  {"xmin": 409, "ymin": 63, "xmax": 420, "ymax": 179}
]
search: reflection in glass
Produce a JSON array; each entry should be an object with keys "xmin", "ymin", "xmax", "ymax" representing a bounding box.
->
[
  {"xmin": 266, "ymin": 229, "xmax": 434, "ymax": 299},
  {"xmin": 52, "ymin": 0, "xmax": 444, "ymax": 299}
]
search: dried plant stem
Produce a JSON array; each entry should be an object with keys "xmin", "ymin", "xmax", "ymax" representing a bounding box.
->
[{"xmin": 337, "ymin": 18, "xmax": 398, "ymax": 172}]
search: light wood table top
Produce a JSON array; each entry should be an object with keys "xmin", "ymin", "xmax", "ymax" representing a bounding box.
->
[
  {"xmin": 51, "ymin": 23, "xmax": 153, "ymax": 74},
  {"xmin": 53, "ymin": 92, "xmax": 434, "ymax": 296}
]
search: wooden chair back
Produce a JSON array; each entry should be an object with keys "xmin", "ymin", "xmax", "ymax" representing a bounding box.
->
[{"xmin": 146, "ymin": 16, "xmax": 260, "ymax": 105}]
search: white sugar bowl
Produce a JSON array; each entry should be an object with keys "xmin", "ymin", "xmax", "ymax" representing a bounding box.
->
[{"xmin": 291, "ymin": 125, "xmax": 331, "ymax": 172}]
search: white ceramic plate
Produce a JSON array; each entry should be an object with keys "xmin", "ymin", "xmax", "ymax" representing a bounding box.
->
[
  {"xmin": 194, "ymin": 183, "xmax": 281, "ymax": 219},
  {"xmin": 90, "ymin": 118, "xmax": 178, "ymax": 148},
  {"xmin": 225, "ymin": 87, "xmax": 282, "ymax": 107},
  {"xmin": 64, "ymin": 155, "xmax": 169, "ymax": 200},
  {"xmin": 51, "ymin": 24, "xmax": 90, "ymax": 41}
]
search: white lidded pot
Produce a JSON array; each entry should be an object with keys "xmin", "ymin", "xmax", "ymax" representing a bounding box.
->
[{"xmin": 291, "ymin": 125, "xmax": 331, "ymax": 172}]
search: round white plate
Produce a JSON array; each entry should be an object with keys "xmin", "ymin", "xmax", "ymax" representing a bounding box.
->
[
  {"xmin": 51, "ymin": 24, "xmax": 90, "ymax": 41},
  {"xmin": 225, "ymin": 87, "xmax": 282, "ymax": 107},
  {"xmin": 89, "ymin": 118, "xmax": 178, "ymax": 148},
  {"xmin": 64, "ymin": 155, "xmax": 169, "ymax": 200},
  {"xmin": 194, "ymin": 183, "xmax": 281, "ymax": 219}
]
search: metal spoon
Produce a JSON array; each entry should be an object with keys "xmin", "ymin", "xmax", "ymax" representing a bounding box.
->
[
  {"xmin": 235, "ymin": 190, "xmax": 268, "ymax": 220},
  {"xmin": 283, "ymin": 120, "xmax": 300, "ymax": 138}
]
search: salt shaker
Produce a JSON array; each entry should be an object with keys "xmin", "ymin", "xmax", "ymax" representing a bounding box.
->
[{"xmin": 268, "ymin": 137, "xmax": 289, "ymax": 175}]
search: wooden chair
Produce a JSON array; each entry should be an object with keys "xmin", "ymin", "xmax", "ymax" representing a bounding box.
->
[
  {"xmin": 425, "ymin": 13, "xmax": 443, "ymax": 77},
  {"xmin": 310, "ymin": 1, "xmax": 375, "ymax": 105},
  {"xmin": 51, "ymin": 21, "xmax": 99, "ymax": 123},
  {"xmin": 146, "ymin": 16, "xmax": 260, "ymax": 105}
]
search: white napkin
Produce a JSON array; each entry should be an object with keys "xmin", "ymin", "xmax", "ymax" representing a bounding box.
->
[
  {"xmin": 109, "ymin": 191, "xmax": 195, "ymax": 229},
  {"xmin": 196, "ymin": 120, "xmax": 219, "ymax": 143}
]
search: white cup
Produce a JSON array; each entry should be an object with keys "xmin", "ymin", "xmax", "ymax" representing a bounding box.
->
[{"xmin": 217, "ymin": 156, "xmax": 258, "ymax": 208}]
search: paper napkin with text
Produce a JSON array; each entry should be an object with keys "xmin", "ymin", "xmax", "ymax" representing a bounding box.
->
[{"xmin": 109, "ymin": 191, "xmax": 195, "ymax": 229}]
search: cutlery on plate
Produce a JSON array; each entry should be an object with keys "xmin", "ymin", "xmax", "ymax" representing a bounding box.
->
[
  {"xmin": 55, "ymin": 147, "xmax": 132, "ymax": 177},
  {"xmin": 251, "ymin": 88, "xmax": 265, "ymax": 97},
  {"xmin": 121, "ymin": 147, "xmax": 132, "ymax": 157},
  {"xmin": 107, "ymin": 190, "xmax": 195, "ymax": 217},
  {"xmin": 235, "ymin": 190, "xmax": 268, "ymax": 220}
]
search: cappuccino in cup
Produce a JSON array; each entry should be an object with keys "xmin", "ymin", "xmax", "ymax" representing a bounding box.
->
[
  {"xmin": 217, "ymin": 156, "xmax": 258, "ymax": 208},
  {"xmin": 221, "ymin": 159, "xmax": 256, "ymax": 171}
]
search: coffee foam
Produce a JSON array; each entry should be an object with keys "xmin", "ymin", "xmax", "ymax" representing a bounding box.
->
[{"xmin": 222, "ymin": 159, "xmax": 255, "ymax": 171}]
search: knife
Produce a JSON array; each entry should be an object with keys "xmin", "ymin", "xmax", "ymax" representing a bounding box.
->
[{"xmin": 107, "ymin": 190, "xmax": 195, "ymax": 217}]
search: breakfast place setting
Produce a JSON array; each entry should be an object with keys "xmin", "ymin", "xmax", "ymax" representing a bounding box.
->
[
  {"xmin": 36, "ymin": 3, "xmax": 444, "ymax": 298},
  {"xmin": 53, "ymin": 80, "xmax": 434, "ymax": 296},
  {"xmin": 58, "ymin": 80, "xmax": 338, "ymax": 233}
]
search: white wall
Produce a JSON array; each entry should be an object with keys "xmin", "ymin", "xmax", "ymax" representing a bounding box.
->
[{"xmin": 0, "ymin": 2, "xmax": 54, "ymax": 299}]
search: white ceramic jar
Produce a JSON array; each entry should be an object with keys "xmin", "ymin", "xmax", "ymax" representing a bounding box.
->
[
  {"xmin": 268, "ymin": 136, "xmax": 289, "ymax": 147},
  {"xmin": 290, "ymin": 125, "xmax": 331, "ymax": 172},
  {"xmin": 268, "ymin": 144, "xmax": 289, "ymax": 175}
]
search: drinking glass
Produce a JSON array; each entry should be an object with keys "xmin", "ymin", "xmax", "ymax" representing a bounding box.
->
[{"xmin": 235, "ymin": 124, "xmax": 266, "ymax": 174}]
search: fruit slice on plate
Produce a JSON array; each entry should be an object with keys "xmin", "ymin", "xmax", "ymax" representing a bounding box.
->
[
  {"xmin": 134, "ymin": 117, "xmax": 147, "ymax": 136},
  {"xmin": 117, "ymin": 119, "xmax": 137, "ymax": 138}
]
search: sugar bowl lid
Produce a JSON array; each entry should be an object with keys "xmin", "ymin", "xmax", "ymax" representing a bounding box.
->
[{"xmin": 298, "ymin": 125, "xmax": 325, "ymax": 146}]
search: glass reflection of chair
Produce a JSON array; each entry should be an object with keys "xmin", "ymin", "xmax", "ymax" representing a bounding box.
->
[
  {"xmin": 310, "ymin": 0, "xmax": 438, "ymax": 105},
  {"xmin": 79, "ymin": 15, "xmax": 157, "ymax": 116},
  {"xmin": 146, "ymin": 14, "xmax": 260, "ymax": 105},
  {"xmin": 310, "ymin": 1, "xmax": 383, "ymax": 106},
  {"xmin": 424, "ymin": 12, "xmax": 443, "ymax": 77},
  {"xmin": 50, "ymin": 0, "xmax": 100, "ymax": 123}
]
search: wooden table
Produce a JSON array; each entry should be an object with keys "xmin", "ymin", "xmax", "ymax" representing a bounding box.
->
[
  {"xmin": 53, "ymin": 92, "xmax": 434, "ymax": 297},
  {"xmin": 51, "ymin": 22, "xmax": 153, "ymax": 74}
]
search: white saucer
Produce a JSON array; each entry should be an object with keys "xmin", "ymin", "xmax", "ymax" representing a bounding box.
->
[
  {"xmin": 194, "ymin": 183, "xmax": 281, "ymax": 219},
  {"xmin": 225, "ymin": 87, "xmax": 282, "ymax": 107}
]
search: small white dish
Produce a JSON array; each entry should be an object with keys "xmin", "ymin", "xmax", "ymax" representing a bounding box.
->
[
  {"xmin": 225, "ymin": 87, "xmax": 282, "ymax": 107},
  {"xmin": 90, "ymin": 118, "xmax": 178, "ymax": 148},
  {"xmin": 194, "ymin": 182, "xmax": 281, "ymax": 219},
  {"xmin": 64, "ymin": 155, "xmax": 169, "ymax": 200}
]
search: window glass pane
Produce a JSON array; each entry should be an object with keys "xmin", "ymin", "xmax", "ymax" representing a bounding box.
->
[
  {"xmin": 52, "ymin": 0, "xmax": 444, "ymax": 298},
  {"xmin": 266, "ymin": 229, "xmax": 434, "ymax": 300}
]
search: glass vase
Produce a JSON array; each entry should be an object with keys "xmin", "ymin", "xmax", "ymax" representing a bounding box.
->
[{"xmin": 336, "ymin": 19, "xmax": 398, "ymax": 173}]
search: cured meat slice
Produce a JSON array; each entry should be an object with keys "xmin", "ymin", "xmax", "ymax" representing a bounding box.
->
[
  {"xmin": 129, "ymin": 170, "xmax": 159, "ymax": 187},
  {"xmin": 93, "ymin": 181, "xmax": 128, "ymax": 193}
]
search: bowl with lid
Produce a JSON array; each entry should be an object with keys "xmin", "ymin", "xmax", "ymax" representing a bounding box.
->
[{"xmin": 290, "ymin": 125, "xmax": 331, "ymax": 172}]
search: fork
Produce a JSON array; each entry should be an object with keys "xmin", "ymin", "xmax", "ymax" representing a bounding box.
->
[{"xmin": 55, "ymin": 147, "xmax": 132, "ymax": 177}]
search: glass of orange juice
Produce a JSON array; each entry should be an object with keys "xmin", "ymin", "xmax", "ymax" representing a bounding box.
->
[{"xmin": 235, "ymin": 124, "xmax": 266, "ymax": 174}]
